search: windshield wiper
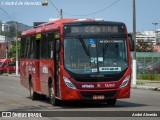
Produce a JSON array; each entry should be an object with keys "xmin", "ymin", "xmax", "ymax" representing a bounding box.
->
[{"xmin": 78, "ymin": 35, "xmax": 90, "ymax": 57}]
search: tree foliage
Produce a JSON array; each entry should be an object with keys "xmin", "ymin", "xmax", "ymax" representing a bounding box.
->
[
  {"xmin": 8, "ymin": 41, "xmax": 21, "ymax": 59},
  {"xmin": 136, "ymin": 39, "xmax": 154, "ymax": 52}
]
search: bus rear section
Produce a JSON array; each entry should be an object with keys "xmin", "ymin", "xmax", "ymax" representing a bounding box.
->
[{"xmin": 20, "ymin": 18, "xmax": 133, "ymax": 106}]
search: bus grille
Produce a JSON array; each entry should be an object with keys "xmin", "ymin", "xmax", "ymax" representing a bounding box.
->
[
  {"xmin": 75, "ymin": 76, "xmax": 121, "ymax": 82},
  {"xmin": 80, "ymin": 91, "xmax": 117, "ymax": 99}
]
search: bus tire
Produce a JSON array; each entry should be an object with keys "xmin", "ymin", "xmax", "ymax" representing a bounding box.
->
[
  {"xmin": 29, "ymin": 81, "xmax": 38, "ymax": 100},
  {"xmin": 49, "ymin": 84, "xmax": 60, "ymax": 106},
  {"xmin": 107, "ymin": 99, "xmax": 117, "ymax": 105},
  {"xmin": 0, "ymin": 70, "xmax": 3, "ymax": 74}
]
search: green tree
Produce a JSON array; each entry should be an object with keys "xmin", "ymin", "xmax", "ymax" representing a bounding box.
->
[
  {"xmin": 136, "ymin": 39, "xmax": 154, "ymax": 52},
  {"xmin": 8, "ymin": 41, "xmax": 21, "ymax": 59}
]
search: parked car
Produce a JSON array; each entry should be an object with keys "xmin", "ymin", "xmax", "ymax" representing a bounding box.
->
[
  {"xmin": 145, "ymin": 62, "xmax": 160, "ymax": 74},
  {"xmin": 137, "ymin": 62, "xmax": 146, "ymax": 73},
  {"xmin": 0, "ymin": 58, "xmax": 16, "ymax": 74}
]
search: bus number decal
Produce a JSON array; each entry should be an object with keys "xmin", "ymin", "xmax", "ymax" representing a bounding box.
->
[
  {"xmin": 32, "ymin": 68, "xmax": 35, "ymax": 73},
  {"xmin": 42, "ymin": 66, "xmax": 48, "ymax": 73},
  {"xmin": 99, "ymin": 67, "xmax": 121, "ymax": 72}
]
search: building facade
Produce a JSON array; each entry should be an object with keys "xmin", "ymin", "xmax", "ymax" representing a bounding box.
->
[
  {"xmin": 0, "ymin": 35, "xmax": 12, "ymax": 58},
  {"xmin": 136, "ymin": 31, "xmax": 156, "ymax": 45},
  {"xmin": 156, "ymin": 29, "xmax": 160, "ymax": 44}
]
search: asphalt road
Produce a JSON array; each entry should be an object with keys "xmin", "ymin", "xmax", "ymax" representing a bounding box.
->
[{"xmin": 0, "ymin": 75, "xmax": 160, "ymax": 120}]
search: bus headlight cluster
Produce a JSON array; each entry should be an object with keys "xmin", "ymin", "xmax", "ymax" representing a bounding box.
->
[
  {"xmin": 63, "ymin": 77, "xmax": 76, "ymax": 89},
  {"xmin": 119, "ymin": 75, "xmax": 130, "ymax": 88}
]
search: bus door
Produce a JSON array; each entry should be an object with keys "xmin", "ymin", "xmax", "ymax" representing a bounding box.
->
[
  {"xmin": 54, "ymin": 32, "xmax": 60, "ymax": 97},
  {"xmin": 34, "ymin": 34, "xmax": 41, "ymax": 92}
]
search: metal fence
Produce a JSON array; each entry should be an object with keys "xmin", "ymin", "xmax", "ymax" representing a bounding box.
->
[{"xmin": 131, "ymin": 52, "xmax": 160, "ymax": 74}]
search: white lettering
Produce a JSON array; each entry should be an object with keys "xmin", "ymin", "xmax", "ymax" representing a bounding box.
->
[
  {"xmin": 28, "ymin": 113, "xmax": 42, "ymax": 117},
  {"xmin": 105, "ymin": 84, "xmax": 115, "ymax": 88},
  {"xmin": 82, "ymin": 84, "xmax": 94, "ymax": 88},
  {"xmin": 143, "ymin": 113, "xmax": 158, "ymax": 117},
  {"xmin": 132, "ymin": 113, "xmax": 142, "ymax": 117}
]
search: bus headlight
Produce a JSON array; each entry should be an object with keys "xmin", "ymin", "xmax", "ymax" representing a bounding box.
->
[
  {"xmin": 63, "ymin": 77, "xmax": 76, "ymax": 89},
  {"xmin": 119, "ymin": 75, "xmax": 130, "ymax": 88}
]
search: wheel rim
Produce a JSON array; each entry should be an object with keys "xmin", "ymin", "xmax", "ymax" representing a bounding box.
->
[
  {"xmin": 50, "ymin": 86, "xmax": 54, "ymax": 102},
  {"xmin": 30, "ymin": 83, "xmax": 33, "ymax": 98}
]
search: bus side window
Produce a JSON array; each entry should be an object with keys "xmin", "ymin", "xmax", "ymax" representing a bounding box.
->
[
  {"xmin": 30, "ymin": 36, "xmax": 36, "ymax": 59},
  {"xmin": 40, "ymin": 34, "xmax": 47, "ymax": 59},
  {"xmin": 47, "ymin": 33, "xmax": 55, "ymax": 59},
  {"xmin": 21, "ymin": 37, "xmax": 25, "ymax": 58},
  {"xmin": 36, "ymin": 39, "xmax": 40, "ymax": 59},
  {"xmin": 26, "ymin": 36, "xmax": 31, "ymax": 58}
]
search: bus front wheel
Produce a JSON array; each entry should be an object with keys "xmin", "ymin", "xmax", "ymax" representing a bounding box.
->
[
  {"xmin": 0, "ymin": 70, "xmax": 3, "ymax": 74},
  {"xmin": 49, "ymin": 84, "xmax": 60, "ymax": 106},
  {"xmin": 29, "ymin": 81, "xmax": 38, "ymax": 100}
]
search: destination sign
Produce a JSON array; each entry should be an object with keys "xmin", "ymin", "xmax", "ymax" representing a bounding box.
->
[{"xmin": 64, "ymin": 25, "xmax": 125, "ymax": 35}]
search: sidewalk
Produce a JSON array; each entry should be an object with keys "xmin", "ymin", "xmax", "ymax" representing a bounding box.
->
[
  {"xmin": 1, "ymin": 73, "xmax": 160, "ymax": 91},
  {"xmin": 2, "ymin": 73, "xmax": 20, "ymax": 77},
  {"xmin": 132, "ymin": 80, "xmax": 160, "ymax": 91}
]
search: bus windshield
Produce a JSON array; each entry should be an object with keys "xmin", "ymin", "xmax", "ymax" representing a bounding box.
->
[{"xmin": 64, "ymin": 37, "xmax": 128, "ymax": 74}]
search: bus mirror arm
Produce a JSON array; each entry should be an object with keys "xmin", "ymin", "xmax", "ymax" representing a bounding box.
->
[
  {"xmin": 131, "ymin": 40, "xmax": 135, "ymax": 51},
  {"xmin": 128, "ymin": 34, "xmax": 135, "ymax": 52}
]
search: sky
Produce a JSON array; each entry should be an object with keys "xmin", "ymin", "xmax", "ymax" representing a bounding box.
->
[{"xmin": 0, "ymin": 0, "xmax": 160, "ymax": 32}]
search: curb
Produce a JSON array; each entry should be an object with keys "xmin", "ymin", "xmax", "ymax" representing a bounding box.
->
[
  {"xmin": 132, "ymin": 86, "xmax": 160, "ymax": 91},
  {"xmin": 1, "ymin": 74, "xmax": 20, "ymax": 77}
]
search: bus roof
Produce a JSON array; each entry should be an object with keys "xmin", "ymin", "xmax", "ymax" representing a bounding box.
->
[
  {"xmin": 21, "ymin": 18, "xmax": 125, "ymax": 36},
  {"xmin": 21, "ymin": 18, "xmax": 81, "ymax": 36}
]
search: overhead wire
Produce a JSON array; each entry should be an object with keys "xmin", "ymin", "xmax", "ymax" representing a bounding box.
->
[
  {"xmin": 63, "ymin": 0, "xmax": 120, "ymax": 16},
  {"xmin": 48, "ymin": 0, "xmax": 60, "ymax": 14},
  {"xmin": 0, "ymin": 7, "xmax": 13, "ymax": 21},
  {"xmin": 48, "ymin": 0, "xmax": 121, "ymax": 17}
]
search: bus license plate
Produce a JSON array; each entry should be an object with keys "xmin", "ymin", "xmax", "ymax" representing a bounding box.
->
[{"xmin": 93, "ymin": 95, "xmax": 105, "ymax": 100}]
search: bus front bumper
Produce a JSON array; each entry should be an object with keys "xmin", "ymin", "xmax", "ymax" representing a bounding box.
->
[{"xmin": 60, "ymin": 85, "xmax": 130, "ymax": 100}]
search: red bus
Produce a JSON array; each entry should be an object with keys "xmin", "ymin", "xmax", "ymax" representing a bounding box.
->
[{"xmin": 20, "ymin": 18, "xmax": 134, "ymax": 106}]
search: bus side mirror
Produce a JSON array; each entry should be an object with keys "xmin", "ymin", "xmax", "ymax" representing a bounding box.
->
[
  {"xmin": 56, "ymin": 39, "xmax": 60, "ymax": 52},
  {"xmin": 128, "ymin": 34, "xmax": 135, "ymax": 52}
]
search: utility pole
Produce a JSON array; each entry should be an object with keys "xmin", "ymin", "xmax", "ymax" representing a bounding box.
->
[
  {"xmin": 152, "ymin": 23, "xmax": 160, "ymax": 45},
  {"xmin": 60, "ymin": 9, "xmax": 63, "ymax": 19},
  {"xmin": 2, "ymin": 23, "xmax": 8, "ymax": 59},
  {"xmin": 132, "ymin": 0, "xmax": 136, "ymax": 87},
  {"xmin": 5, "ymin": 35, "xmax": 8, "ymax": 59},
  {"xmin": 15, "ymin": 22, "xmax": 18, "ymax": 75}
]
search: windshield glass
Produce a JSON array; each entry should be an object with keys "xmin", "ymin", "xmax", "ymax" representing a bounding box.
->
[
  {"xmin": 64, "ymin": 37, "xmax": 128, "ymax": 74},
  {"xmin": 0, "ymin": 62, "xmax": 3, "ymax": 66},
  {"xmin": 8, "ymin": 62, "xmax": 16, "ymax": 66}
]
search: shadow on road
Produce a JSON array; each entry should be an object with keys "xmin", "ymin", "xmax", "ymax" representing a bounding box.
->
[
  {"xmin": 7, "ymin": 97, "xmax": 148, "ymax": 111},
  {"xmin": 59, "ymin": 100, "xmax": 148, "ymax": 109}
]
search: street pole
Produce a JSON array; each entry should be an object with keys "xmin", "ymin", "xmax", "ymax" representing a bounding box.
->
[
  {"xmin": 3, "ymin": 23, "xmax": 8, "ymax": 59},
  {"xmin": 60, "ymin": 9, "xmax": 63, "ymax": 19},
  {"xmin": 15, "ymin": 22, "xmax": 18, "ymax": 75},
  {"xmin": 152, "ymin": 23, "xmax": 159, "ymax": 45},
  {"xmin": 132, "ymin": 0, "xmax": 136, "ymax": 87},
  {"xmin": 5, "ymin": 35, "xmax": 8, "ymax": 59}
]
